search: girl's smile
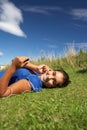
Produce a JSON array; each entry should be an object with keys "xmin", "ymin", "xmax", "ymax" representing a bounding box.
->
[{"xmin": 40, "ymin": 70, "xmax": 64, "ymax": 88}]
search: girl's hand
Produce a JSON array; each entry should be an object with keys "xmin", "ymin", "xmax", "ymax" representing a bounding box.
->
[
  {"xmin": 37, "ymin": 64, "xmax": 52, "ymax": 74},
  {"xmin": 12, "ymin": 56, "xmax": 29, "ymax": 69}
]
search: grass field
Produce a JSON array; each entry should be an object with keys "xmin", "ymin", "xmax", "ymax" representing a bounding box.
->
[{"xmin": 0, "ymin": 50, "xmax": 87, "ymax": 130}]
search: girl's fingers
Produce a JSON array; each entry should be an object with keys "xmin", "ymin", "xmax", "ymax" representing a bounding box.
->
[
  {"xmin": 23, "ymin": 58, "xmax": 29, "ymax": 63},
  {"xmin": 12, "ymin": 56, "xmax": 29, "ymax": 68}
]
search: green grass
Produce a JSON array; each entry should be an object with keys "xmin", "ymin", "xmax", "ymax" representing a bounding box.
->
[
  {"xmin": 0, "ymin": 50, "xmax": 87, "ymax": 130},
  {"xmin": 0, "ymin": 68, "xmax": 87, "ymax": 130}
]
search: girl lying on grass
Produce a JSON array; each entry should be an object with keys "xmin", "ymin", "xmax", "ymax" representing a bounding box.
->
[{"xmin": 0, "ymin": 56, "xmax": 70, "ymax": 98}]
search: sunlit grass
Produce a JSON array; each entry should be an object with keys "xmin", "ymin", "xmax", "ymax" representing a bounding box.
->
[{"xmin": 0, "ymin": 48, "xmax": 87, "ymax": 130}]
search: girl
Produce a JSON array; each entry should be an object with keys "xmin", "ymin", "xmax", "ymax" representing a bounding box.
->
[{"xmin": 0, "ymin": 56, "xmax": 70, "ymax": 98}]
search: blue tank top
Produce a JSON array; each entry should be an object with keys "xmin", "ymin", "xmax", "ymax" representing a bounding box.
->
[{"xmin": 0, "ymin": 68, "xmax": 43, "ymax": 92}]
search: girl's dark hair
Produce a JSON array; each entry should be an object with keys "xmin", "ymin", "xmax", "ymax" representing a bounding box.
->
[{"xmin": 56, "ymin": 69, "xmax": 71, "ymax": 88}]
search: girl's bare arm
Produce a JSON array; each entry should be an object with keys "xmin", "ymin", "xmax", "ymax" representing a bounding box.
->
[
  {"xmin": 1, "ymin": 79, "xmax": 32, "ymax": 98},
  {"xmin": 0, "ymin": 56, "xmax": 29, "ymax": 97},
  {"xmin": 25, "ymin": 62, "xmax": 52, "ymax": 74}
]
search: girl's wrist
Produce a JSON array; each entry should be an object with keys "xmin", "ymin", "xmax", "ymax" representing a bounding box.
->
[
  {"xmin": 10, "ymin": 63, "xmax": 18, "ymax": 72},
  {"xmin": 34, "ymin": 66, "xmax": 39, "ymax": 72}
]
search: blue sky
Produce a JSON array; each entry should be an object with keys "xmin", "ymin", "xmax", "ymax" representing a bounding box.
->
[{"xmin": 0, "ymin": 0, "xmax": 87, "ymax": 64}]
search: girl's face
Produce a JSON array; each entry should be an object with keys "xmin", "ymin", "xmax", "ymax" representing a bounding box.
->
[{"xmin": 40, "ymin": 70, "xmax": 64, "ymax": 88}]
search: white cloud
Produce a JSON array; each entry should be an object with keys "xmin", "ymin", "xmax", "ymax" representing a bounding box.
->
[
  {"xmin": 76, "ymin": 42, "xmax": 87, "ymax": 48},
  {"xmin": 70, "ymin": 8, "xmax": 87, "ymax": 21},
  {"xmin": 48, "ymin": 44, "xmax": 58, "ymax": 49},
  {"xmin": 66, "ymin": 42, "xmax": 87, "ymax": 51},
  {"xmin": 22, "ymin": 6, "xmax": 63, "ymax": 15},
  {"xmin": 0, "ymin": 0, "xmax": 26, "ymax": 37},
  {"xmin": 73, "ymin": 23, "xmax": 86, "ymax": 28},
  {"xmin": 0, "ymin": 51, "xmax": 3, "ymax": 56}
]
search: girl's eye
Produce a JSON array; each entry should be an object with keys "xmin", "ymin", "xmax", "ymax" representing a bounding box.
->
[{"xmin": 53, "ymin": 71, "xmax": 56, "ymax": 76}]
